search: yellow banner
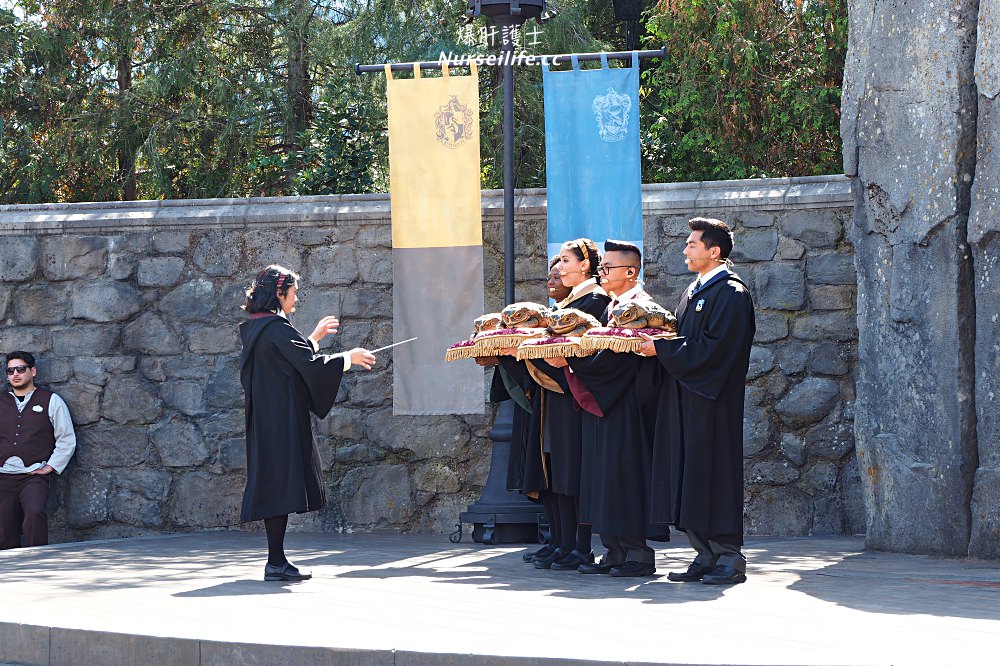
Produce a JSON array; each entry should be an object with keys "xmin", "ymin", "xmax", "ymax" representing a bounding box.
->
[{"xmin": 386, "ymin": 62, "xmax": 482, "ymax": 249}]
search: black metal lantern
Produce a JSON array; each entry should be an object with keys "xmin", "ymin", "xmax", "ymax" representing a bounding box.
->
[{"xmin": 455, "ymin": 0, "xmax": 549, "ymax": 545}]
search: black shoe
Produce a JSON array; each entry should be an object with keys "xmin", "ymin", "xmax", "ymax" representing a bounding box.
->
[
  {"xmin": 667, "ymin": 562, "xmax": 716, "ymax": 582},
  {"xmin": 609, "ymin": 560, "xmax": 656, "ymax": 577},
  {"xmin": 578, "ymin": 560, "xmax": 615, "ymax": 574},
  {"xmin": 533, "ymin": 548, "xmax": 569, "ymax": 569},
  {"xmin": 522, "ymin": 544, "xmax": 555, "ymax": 563},
  {"xmin": 550, "ymin": 549, "xmax": 595, "ymax": 571},
  {"xmin": 264, "ymin": 562, "xmax": 312, "ymax": 582},
  {"xmin": 701, "ymin": 564, "xmax": 746, "ymax": 585}
]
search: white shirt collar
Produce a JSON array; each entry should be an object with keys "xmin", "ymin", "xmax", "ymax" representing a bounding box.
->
[
  {"xmin": 690, "ymin": 263, "xmax": 729, "ymax": 293},
  {"xmin": 614, "ymin": 284, "xmax": 644, "ymax": 302},
  {"xmin": 567, "ymin": 277, "xmax": 598, "ymax": 299}
]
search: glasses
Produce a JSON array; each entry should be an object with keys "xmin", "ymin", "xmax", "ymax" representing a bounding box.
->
[
  {"xmin": 6, "ymin": 366, "xmax": 30, "ymax": 376},
  {"xmin": 597, "ymin": 264, "xmax": 636, "ymax": 274}
]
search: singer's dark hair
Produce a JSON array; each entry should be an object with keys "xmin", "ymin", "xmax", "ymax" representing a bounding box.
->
[
  {"xmin": 243, "ymin": 265, "xmax": 300, "ymax": 314},
  {"xmin": 688, "ymin": 218, "xmax": 734, "ymax": 259}
]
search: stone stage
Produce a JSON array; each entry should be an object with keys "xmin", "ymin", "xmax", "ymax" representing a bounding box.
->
[{"xmin": 0, "ymin": 532, "xmax": 997, "ymax": 666}]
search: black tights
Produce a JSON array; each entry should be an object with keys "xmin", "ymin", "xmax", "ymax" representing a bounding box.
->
[
  {"xmin": 542, "ymin": 491, "xmax": 592, "ymax": 554},
  {"xmin": 541, "ymin": 492, "xmax": 560, "ymax": 548},
  {"xmin": 263, "ymin": 514, "xmax": 288, "ymax": 567}
]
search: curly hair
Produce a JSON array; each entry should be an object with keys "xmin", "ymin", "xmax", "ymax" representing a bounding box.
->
[{"xmin": 243, "ymin": 265, "xmax": 300, "ymax": 314}]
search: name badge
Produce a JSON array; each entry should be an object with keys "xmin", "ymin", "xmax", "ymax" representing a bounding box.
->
[
  {"xmin": 32, "ymin": 405, "xmax": 44, "ymax": 412},
  {"xmin": 695, "ymin": 299, "xmax": 705, "ymax": 312}
]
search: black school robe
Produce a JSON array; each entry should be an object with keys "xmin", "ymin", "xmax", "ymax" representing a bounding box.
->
[
  {"xmin": 650, "ymin": 270, "xmax": 755, "ymax": 543},
  {"xmin": 523, "ymin": 291, "xmax": 611, "ymax": 497},
  {"xmin": 490, "ymin": 357, "xmax": 536, "ymax": 492},
  {"xmin": 567, "ymin": 351, "xmax": 666, "ymax": 541},
  {"xmin": 239, "ymin": 314, "xmax": 345, "ymax": 522}
]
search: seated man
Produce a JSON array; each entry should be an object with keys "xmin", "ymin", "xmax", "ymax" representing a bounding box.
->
[{"xmin": 1, "ymin": 351, "xmax": 77, "ymax": 549}]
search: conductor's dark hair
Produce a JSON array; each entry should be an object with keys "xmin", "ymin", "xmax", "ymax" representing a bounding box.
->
[
  {"xmin": 561, "ymin": 238, "xmax": 601, "ymax": 278},
  {"xmin": 688, "ymin": 217, "xmax": 734, "ymax": 259},
  {"xmin": 603, "ymin": 239, "xmax": 642, "ymax": 266},
  {"xmin": 5, "ymin": 351, "xmax": 35, "ymax": 368},
  {"xmin": 243, "ymin": 265, "xmax": 300, "ymax": 314}
]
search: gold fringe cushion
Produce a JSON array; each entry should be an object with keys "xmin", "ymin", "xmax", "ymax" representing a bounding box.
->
[
  {"xmin": 445, "ymin": 338, "xmax": 479, "ymax": 361},
  {"xmin": 515, "ymin": 336, "xmax": 594, "ymax": 361},
  {"xmin": 473, "ymin": 327, "xmax": 547, "ymax": 353},
  {"xmin": 579, "ymin": 327, "xmax": 678, "ymax": 354}
]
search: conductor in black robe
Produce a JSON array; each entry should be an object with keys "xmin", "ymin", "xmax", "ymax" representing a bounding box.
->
[
  {"xmin": 240, "ymin": 265, "xmax": 376, "ymax": 582},
  {"xmin": 640, "ymin": 218, "xmax": 755, "ymax": 586}
]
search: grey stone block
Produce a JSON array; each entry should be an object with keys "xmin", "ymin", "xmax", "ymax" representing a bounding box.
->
[
  {"xmin": 364, "ymin": 407, "xmax": 470, "ymax": 460},
  {"xmin": 413, "ymin": 463, "xmax": 462, "ymax": 493},
  {"xmin": 340, "ymin": 464, "xmax": 414, "ymax": 525},
  {"xmin": 76, "ymin": 424, "xmax": 149, "ymax": 468},
  {"xmin": 169, "ymin": 471, "xmax": 244, "ymax": 527},
  {"xmin": 0, "ymin": 236, "xmax": 38, "ymax": 282},
  {"xmin": 13, "ymin": 284, "xmax": 70, "ymax": 325},
  {"xmin": 747, "ymin": 345, "xmax": 774, "ymax": 381},
  {"xmin": 791, "ymin": 311, "xmax": 857, "ymax": 342},
  {"xmin": 123, "ymin": 313, "xmax": 184, "ymax": 355},
  {"xmin": 806, "ymin": 411, "xmax": 855, "ymax": 461},
  {"xmin": 201, "ymin": 642, "xmax": 393, "ymax": 666},
  {"xmin": 0, "ymin": 285, "xmax": 9, "ymax": 319},
  {"xmin": 754, "ymin": 263, "xmax": 806, "ymax": 310},
  {"xmin": 193, "ymin": 232, "xmax": 244, "ymax": 277},
  {"xmin": 60, "ymin": 382, "xmax": 103, "ymax": 426},
  {"xmin": 731, "ymin": 228, "xmax": 778, "ymax": 262},
  {"xmin": 160, "ymin": 380, "xmax": 205, "ymax": 416},
  {"xmin": 780, "ymin": 210, "xmax": 844, "ymax": 248},
  {"xmin": 101, "ymin": 376, "xmax": 163, "ymax": 425},
  {"xmin": 753, "ymin": 311, "xmax": 789, "ymax": 343},
  {"xmin": 733, "ymin": 211, "xmax": 776, "ymax": 228},
  {"xmin": 809, "ymin": 284, "xmax": 855, "ymax": 310},
  {"xmin": 53, "ymin": 324, "xmax": 121, "ymax": 356},
  {"xmin": 800, "ymin": 461, "xmax": 840, "ymax": 497},
  {"xmin": 0, "ymin": 326, "xmax": 51, "ymax": 354},
  {"xmin": 62, "ymin": 469, "xmax": 112, "ymax": 528},
  {"xmin": 159, "ymin": 279, "xmax": 216, "ymax": 321},
  {"xmin": 219, "ymin": 437, "xmax": 247, "ymax": 470},
  {"xmin": 780, "ymin": 433, "xmax": 807, "ymax": 467},
  {"xmin": 743, "ymin": 387, "xmax": 773, "ymax": 457},
  {"xmin": 71, "ymin": 282, "xmax": 143, "ymax": 323},
  {"xmin": 808, "ymin": 341, "xmax": 852, "ymax": 376},
  {"xmin": 151, "ymin": 231, "xmax": 192, "ymax": 253},
  {"xmin": 807, "ymin": 252, "xmax": 855, "ymax": 285},
  {"xmin": 745, "ymin": 487, "xmax": 811, "ymax": 536},
  {"xmin": 750, "ymin": 461, "xmax": 800, "ymax": 485},
  {"xmin": 187, "ymin": 324, "xmax": 238, "ymax": 354},
  {"xmin": 203, "ymin": 356, "xmax": 242, "ymax": 409},
  {"xmin": 775, "ymin": 377, "xmax": 841, "ymax": 429},
  {"xmin": 775, "ymin": 340, "xmax": 810, "ymax": 375},
  {"xmin": 137, "ymin": 256, "xmax": 186, "ymax": 287},
  {"xmin": 777, "ymin": 237, "xmax": 806, "ymax": 260},
  {"xmin": 306, "ymin": 244, "xmax": 359, "ymax": 286},
  {"xmin": 152, "ymin": 417, "xmax": 210, "ymax": 467},
  {"xmin": 41, "ymin": 236, "xmax": 108, "ymax": 280},
  {"xmin": 969, "ymin": 467, "xmax": 1000, "ymax": 559},
  {"xmin": 109, "ymin": 471, "xmax": 171, "ymax": 527}
]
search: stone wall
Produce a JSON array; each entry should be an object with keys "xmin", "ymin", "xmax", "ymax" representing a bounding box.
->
[
  {"xmin": 842, "ymin": 1, "xmax": 994, "ymax": 557},
  {"xmin": 0, "ymin": 175, "xmax": 862, "ymax": 542}
]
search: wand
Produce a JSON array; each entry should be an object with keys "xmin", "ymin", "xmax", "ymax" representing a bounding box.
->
[{"xmin": 369, "ymin": 337, "xmax": 418, "ymax": 354}]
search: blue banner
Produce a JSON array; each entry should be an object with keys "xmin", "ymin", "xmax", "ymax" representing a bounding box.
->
[{"xmin": 542, "ymin": 52, "xmax": 643, "ymax": 261}]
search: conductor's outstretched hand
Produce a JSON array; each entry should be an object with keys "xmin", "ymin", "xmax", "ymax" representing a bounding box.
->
[
  {"xmin": 349, "ymin": 348, "xmax": 377, "ymax": 371},
  {"xmin": 310, "ymin": 316, "xmax": 341, "ymax": 344}
]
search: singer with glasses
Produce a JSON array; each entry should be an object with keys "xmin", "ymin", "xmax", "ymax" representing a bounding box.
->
[
  {"xmin": 240, "ymin": 264, "xmax": 376, "ymax": 582},
  {"xmin": 1, "ymin": 351, "xmax": 77, "ymax": 549}
]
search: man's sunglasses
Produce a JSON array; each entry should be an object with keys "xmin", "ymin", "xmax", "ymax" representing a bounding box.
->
[{"xmin": 6, "ymin": 366, "xmax": 30, "ymax": 375}]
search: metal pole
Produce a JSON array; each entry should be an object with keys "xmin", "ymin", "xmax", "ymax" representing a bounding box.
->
[{"xmin": 502, "ymin": 40, "xmax": 515, "ymax": 305}]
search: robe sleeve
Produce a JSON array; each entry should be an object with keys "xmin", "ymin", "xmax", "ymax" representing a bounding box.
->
[
  {"xmin": 653, "ymin": 287, "xmax": 753, "ymax": 400},
  {"xmin": 269, "ymin": 321, "xmax": 346, "ymax": 419},
  {"xmin": 567, "ymin": 351, "xmax": 641, "ymax": 414}
]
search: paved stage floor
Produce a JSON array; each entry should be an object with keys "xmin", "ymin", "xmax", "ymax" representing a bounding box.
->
[{"xmin": 0, "ymin": 531, "xmax": 997, "ymax": 666}]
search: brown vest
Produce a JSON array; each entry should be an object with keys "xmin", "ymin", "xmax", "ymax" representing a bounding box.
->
[{"xmin": 0, "ymin": 389, "xmax": 56, "ymax": 467}]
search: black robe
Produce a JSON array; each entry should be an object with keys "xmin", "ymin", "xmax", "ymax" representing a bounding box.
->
[
  {"xmin": 523, "ymin": 291, "xmax": 611, "ymax": 497},
  {"xmin": 239, "ymin": 314, "xmax": 345, "ymax": 522},
  {"xmin": 650, "ymin": 270, "xmax": 755, "ymax": 543},
  {"xmin": 567, "ymin": 351, "xmax": 666, "ymax": 541},
  {"xmin": 490, "ymin": 357, "xmax": 536, "ymax": 492}
]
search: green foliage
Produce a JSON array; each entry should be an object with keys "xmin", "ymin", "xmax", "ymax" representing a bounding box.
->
[{"xmin": 641, "ymin": 0, "xmax": 847, "ymax": 181}]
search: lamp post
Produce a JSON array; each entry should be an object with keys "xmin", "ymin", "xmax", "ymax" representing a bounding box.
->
[{"xmin": 457, "ymin": 0, "xmax": 549, "ymax": 544}]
